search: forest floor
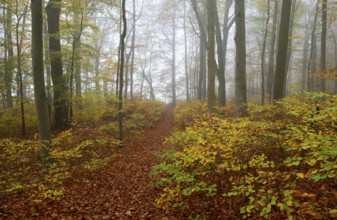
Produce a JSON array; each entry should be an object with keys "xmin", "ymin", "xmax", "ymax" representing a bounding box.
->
[{"xmin": 2, "ymin": 107, "xmax": 178, "ymax": 219}]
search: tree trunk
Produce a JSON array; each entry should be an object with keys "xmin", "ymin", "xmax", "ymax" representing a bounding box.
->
[
  {"xmin": 267, "ymin": 0, "xmax": 278, "ymax": 101},
  {"xmin": 4, "ymin": 3, "xmax": 14, "ymax": 108},
  {"xmin": 31, "ymin": 0, "xmax": 52, "ymax": 165},
  {"xmin": 235, "ymin": 0, "xmax": 248, "ymax": 117},
  {"xmin": 130, "ymin": 0, "xmax": 136, "ymax": 100},
  {"xmin": 171, "ymin": 2, "xmax": 176, "ymax": 107},
  {"xmin": 261, "ymin": 0, "xmax": 270, "ymax": 105},
  {"xmin": 301, "ymin": 15, "xmax": 310, "ymax": 91},
  {"xmin": 15, "ymin": 4, "xmax": 28, "ymax": 136},
  {"xmin": 43, "ymin": 22, "xmax": 52, "ymax": 124},
  {"xmin": 273, "ymin": 0, "xmax": 292, "ymax": 101},
  {"xmin": 191, "ymin": 0, "xmax": 207, "ymax": 101},
  {"xmin": 46, "ymin": 0, "xmax": 67, "ymax": 129},
  {"xmin": 219, "ymin": 0, "xmax": 234, "ymax": 106},
  {"xmin": 184, "ymin": 1, "xmax": 190, "ymax": 101},
  {"xmin": 307, "ymin": 1, "xmax": 319, "ymax": 91},
  {"xmin": 118, "ymin": 0, "xmax": 127, "ymax": 147},
  {"xmin": 330, "ymin": 28, "xmax": 337, "ymax": 94},
  {"xmin": 285, "ymin": 0, "xmax": 297, "ymax": 94},
  {"xmin": 207, "ymin": 0, "xmax": 216, "ymax": 113},
  {"xmin": 214, "ymin": 0, "xmax": 225, "ymax": 106},
  {"xmin": 320, "ymin": 0, "xmax": 327, "ymax": 92}
]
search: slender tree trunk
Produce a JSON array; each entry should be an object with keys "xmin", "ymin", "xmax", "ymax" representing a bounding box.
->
[
  {"xmin": 320, "ymin": 0, "xmax": 327, "ymax": 92},
  {"xmin": 15, "ymin": 3, "xmax": 28, "ymax": 136},
  {"xmin": 307, "ymin": 1, "xmax": 319, "ymax": 91},
  {"xmin": 4, "ymin": 3, "xmax": 14, "ymax": 108},
  {"xmin": 301, "ymin": 16, "xmax": 310, "ymax": 91},
  {"xmin": 94, "ymin": 46, "xmax": 101, "ymax": 94},
  {"xmin": 214, "ymin": 0, "xmax": 225, "ymax": 106},
  {"xmin": 235, "ymin": 0, "xmax": 248, "ymax": 116},
  {"xmin": 191, "ymin": 0, "xmax": 207, "ymax": 100},
  {"xmin": 273, "ymin": 0, "xmax": 292, "ymax": 101},
  {"xmin": 74, "ymin": 38, "xmax": 82, "ymax": 98},
  {"xmin": 261, "ymin": 0, "xmax": 270, "ymax": 105},
  {"xmin": 267, "ymin": 0, "xmax": 278, "ymax": 102},
  {"xmin": 118, "ymin": 0, "xmax": 127, "ymax": 147},
  {"xmin": 219, "ymin": 0, "xmax": 234, "ymax": 106},
  {"xmin": 130, "ymin": 0, "xmax": 136, "ymax": 100},
  {"xmin": 31, "ymin": 0, "xmax": 52, "ymax": 165},
  {"xmin": 330, "ymin": 28, "xmax": 337, "ymax": 94},
  {"xmin": 171, "ymin": 2, "xmax": 176, "ymax": 107},
  {"xmin": 43, "ymin": 22, "xmax": 52, "ymax": 124},
  {"xmin": 310, "ymin": 36, "xmax": 318, "ymax": 89},
  {"xmin": 184, "ymin": 1, "xmax": 190, "ymax": 101},
  {"xmin": 124, "ymin": 51, "xmax": 132, "ymax": 99}
]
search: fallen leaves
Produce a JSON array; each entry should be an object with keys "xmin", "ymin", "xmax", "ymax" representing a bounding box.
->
[{"xmin": 1, "ymin": 107, "xmax": 176, "ymax": 219}]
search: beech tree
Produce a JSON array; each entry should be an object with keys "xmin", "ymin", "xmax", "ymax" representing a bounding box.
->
[
  {"xmin": 273, "ymin": 0, "xmax": 292, "ymax": 101},
  {"xmin": 31, "ymin": 0, "xmax": 52, "ymax": 164},
  {"xmin": 207, "ymin": 0, "xmax": 216, "ymax": 112},
  {"xmin": 267, "ymin": 0, "xmax": 278, "ymax": 100},
  {"xmin": 46, "ymin": 0, "xmax": 67, "ymax": 129},
  {"xmin": 320, "ymin": 0, "xmax": 327, "ymax": 92},
  {"xmin": 191, "ymin": 0, "xmax": 207, "ymax": 100},
  {"xmin": 235, "ymin": 0, "xmax": 248, "ymax": 116},
  {"xmin": 4, "ymin": 2, "xmax": 14, "ymax": 108},
  {"xmin": 117, "ymin": 0, "xmax": 127, "ymax": 147}
]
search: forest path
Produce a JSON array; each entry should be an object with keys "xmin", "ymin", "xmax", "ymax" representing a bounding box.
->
[{"xmin": 10, "ymin": 106, "xmax": 176, "ymax": 219}]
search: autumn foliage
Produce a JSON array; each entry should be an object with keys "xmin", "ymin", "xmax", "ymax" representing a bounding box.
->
[
  {"xmin": 151, "ymin": 92, "xmax": 337, "ymax": 219},
  {"xmin": 0, "ymin": 95, "xmax": 165, "ymax": 206}
]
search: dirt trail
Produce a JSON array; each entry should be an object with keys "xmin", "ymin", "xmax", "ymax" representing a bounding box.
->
[{"xmin": 4, "ymin": 107, "xmax": 176, "ymax": 219}]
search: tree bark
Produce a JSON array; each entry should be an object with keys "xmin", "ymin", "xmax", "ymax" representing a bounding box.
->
[
  {"xmin": 235, "ymin": 0, "xmax": 248, "ymax": 116},
  {"xmin": 191, "ymin": 0, "xmax": 207, "ymax": 100},
  {"xmin": 307, "ymin": 1, "xmax": 319, "ymax": 91},
  {"xmin": 4, "ymin": 2, "xmax": 14, "ymax": 108},
  {"xmin": 207, "ymin": 0, "xmax": 216, "ymax": 112},
  {"xmin": 171, "ymin": 2, "xmax": 176, "ymax": 107},
  {"xmin": 320, "ymin": 0, "xmax": 327, "ymax": 92},
  {"xmin": 285, "ymin": 0, "xmax": 297, "ymax": 95},
  {"xmin": 273, "ymin": 0, "xmax": 292, "ymax": 101},
  {"xmin": 118, "ymin": 0, "xmax": 127, "ymax": 147},
  {"xmin": 267, "ymin": 0, "xmax": 278, "ymax": 101},
  {"xmin": 130, "ymin": 0, "xmax": 137, "ymax": 100},
  {"xmin": 46, "ymin": 0, "xmax": 67, "ymax": 129},
  {"xmin": 31, "ymin": 0, "xmax": 52, "ymax": 165},
  {"xmin": 301, "ymin": 15, "xmax": 310, "ymax": 91},
  {"xmin": 184, "ymin": 0, "xmax": 190, "ymax": 101},
  {"xmin": 261, "ymin": 0, "xmax": 270, "ymax": 105},
  {"xmin": 15, "ymin": 3, "xmax": 28, "ymax": 135}
]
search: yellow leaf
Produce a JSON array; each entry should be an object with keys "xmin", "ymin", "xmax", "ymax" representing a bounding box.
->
[
  {"xmin": 286, "ymin": 200, "xmax": 293, "ymax": 206},
  {"xmin": 296, "ymin": 173, "xmax": 305, "ymax": 179},
  {"xmin": 329, "ymin": 209, "xmax": 337, "ymax": 214}
]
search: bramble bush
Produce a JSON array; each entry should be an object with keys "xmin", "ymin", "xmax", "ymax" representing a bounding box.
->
[{"xmin": 151, "ymin": 92, "xmax": 337, "ymax": 219}]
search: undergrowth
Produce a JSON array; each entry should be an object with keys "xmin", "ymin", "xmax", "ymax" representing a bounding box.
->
[
  {"xmin": 0, "ymin": 94, "xmax": 165, "ymax": 204},
  {"xmin": 151, "ymin": 92, "xmax": 337, "ymax": 219}
]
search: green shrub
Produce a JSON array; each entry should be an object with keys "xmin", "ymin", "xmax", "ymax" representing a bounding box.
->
[{"xmin": 151, "ymin": 92, "xmax": 337, "ymax": 219}]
